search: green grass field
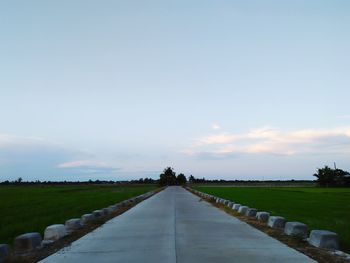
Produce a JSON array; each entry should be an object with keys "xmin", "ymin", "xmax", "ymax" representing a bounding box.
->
[
  {"xmin": 0, "ymin": 184, "xmax": 156, "ymax": 246},
  {"xmin": 194, "ymin": 186, "xmax": 350, "ymax": 252}
]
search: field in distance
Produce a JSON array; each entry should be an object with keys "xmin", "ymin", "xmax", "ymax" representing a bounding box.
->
[
  {"xmin": 0, "ymin": 184, "xmax": 157, "ymax": 246},
  {"xmin": 194, "ymin": 186, "xmax": 350, "ymax": 252}
]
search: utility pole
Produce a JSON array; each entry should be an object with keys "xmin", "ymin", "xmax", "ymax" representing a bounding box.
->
[{"xmin": 334, "ymin": 162, "xmax": 337, "ymax": 170}]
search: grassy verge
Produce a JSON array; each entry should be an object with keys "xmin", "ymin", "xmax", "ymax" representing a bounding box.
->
[
  {"xmin": 0, "ymin": 184, "xmax": 156, "ymax": 246},
  {"xmin": 194, "ymin": 186, "xmax": 350, "ymax": 252}
]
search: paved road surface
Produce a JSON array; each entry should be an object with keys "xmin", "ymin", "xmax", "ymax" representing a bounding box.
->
[{"xmin": 40, "ymin": 186, "xmax": 315, "ymax": 263}]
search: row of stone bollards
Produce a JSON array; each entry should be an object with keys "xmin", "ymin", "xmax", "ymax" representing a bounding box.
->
[
  {"xmin": 190, "ymin": 189, "xmax": 340, "ymax": 251},
  {"xmin": 0, "ymin": 191, "xmax": 155, "ymax": 262}
]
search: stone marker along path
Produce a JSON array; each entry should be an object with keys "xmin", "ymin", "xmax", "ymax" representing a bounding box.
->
[{"xmin": 40, "ymin": 186, "xmax": 315, "ymax": 263}]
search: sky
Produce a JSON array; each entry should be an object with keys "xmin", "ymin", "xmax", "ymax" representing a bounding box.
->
[{"xmin": 0, "ymin": 0, "xmax": 349, "ymax": 181}]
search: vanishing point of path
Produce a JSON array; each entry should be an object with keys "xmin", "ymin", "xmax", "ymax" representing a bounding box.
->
[{"xmin": 40, "ymin": 186, "xmax": 315, "ymax": 263}]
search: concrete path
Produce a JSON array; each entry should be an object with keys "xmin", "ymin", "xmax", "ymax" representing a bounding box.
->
[{"xmin": 40, "ymin": 186, "xmax": 315, "ymax": 263}]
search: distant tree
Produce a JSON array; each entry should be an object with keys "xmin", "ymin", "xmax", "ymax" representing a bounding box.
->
[
  {"xmin": 15, "ymin": 177, "xmax": 23, "ymax": 184},
  {"xmin": 313, "ymin": 166, "xmax": 350, "ymax": 187},
  {"xmin": 188, "ymin": 175, "xmax": 195, "ymax": 183},
  {"xmin": 144, "ymin": 178, "xmax": 155, "ymax": 184},
  {"xmin": 344, "ymin": 174, "xmax": 350, "ymax": 187},
  {"xmin": 334, "ymin": 168, "xmax": 350, "ymax": 186},
  {"xmin": 177, "ymin": 173, "xmax": 187, "ymax": 185},
  {"xmin": 159, "ymin": 167, "xmax": 177, "ymax": 186},
  {"xmin": 313, "ymin": 166, "xmax": 335, "ymax": 187}
]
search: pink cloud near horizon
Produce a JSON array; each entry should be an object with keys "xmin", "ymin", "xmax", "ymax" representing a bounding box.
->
[{"xmin": 185, "ymin": 126, "xmax": 350, "ymax": 157}]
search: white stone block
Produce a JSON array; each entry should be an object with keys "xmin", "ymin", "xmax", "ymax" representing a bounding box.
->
[
  {"xmin": 102, "ymin": 207, "xmax": 114, "ymax": 215},
  {"xmin": 227, "ymin": 202, "xmax": 235, "ymax": 208},
  {"xmin": 246, "ymin": 208, "xmax": 257, "ymax": 217},
  {"xmin": 14, "ymin": 232, "xmax": 42, "ymax": 253},
  {"xmin": 0, "ymin": 244, "xmax": 10, "ymax": 261},
  {"xmin": 284, "ymin": 222, "xmax": 308, "ymax": 238},
  {"xmin": 120, "ymin": 200, "xmax": 129, "ymax": 207},
  {"xmin": 308, "ymin": 230, "xmax": 339, "ymax": 250},
  {"xmin": 268, "ymin": 216, "xmax": 286, "ymax": 229},
  {"xmin": 81, "ymin": 214, "xmax": 95, "ymax": 224},
  {"xmin": 108, "ymin": 205, "xmax": 118, "ymax": 211},
  {"xmin": 256, "ymin": 211, "xmax": 270, "ymax": 222},
  {"xmin": 65, "ymin": 218, "xmax": 82, "ymax": 231},
  {"xmin": 232, "ymin": 204, "xmax": 241, "ymax": 211},
  {"xmin": 102, "ymin": 208, "xmax": 110, "ymax": 215},
  {"xmin": 93, "ymin": 210, "xmax": 103, "ymax": 217},
  {"xmin": 44, "ymin": 224, "xmax": 67, "ymax": 241},
  {"xmin": 238, "ymin": 206, "xmax": 249, "ymax": 214}
]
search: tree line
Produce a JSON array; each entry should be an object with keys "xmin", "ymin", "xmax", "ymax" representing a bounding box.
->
[
  {"xmin": 2, "ymin": 165, "xmax": 348, "ymax": 187},
  {"xmin": 0, "ymin": 178, "xmax": 158, "ymax": 185}
]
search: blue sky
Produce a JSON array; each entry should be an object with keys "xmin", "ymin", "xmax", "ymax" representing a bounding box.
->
[{"xmin": 0, "ymin": 0, "xmax": 349, "ymax": 181}]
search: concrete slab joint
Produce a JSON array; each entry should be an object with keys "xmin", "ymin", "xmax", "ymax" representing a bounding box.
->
[
  {"xmin": 284, "ymin": 222, "xmax": 308, "ymax": 239},
  {"xmin": 308, "ymin": 230, "xmax": 339, "ymax": 250},
  {"xmin": 268, "ymin": 216, "xmax": 286, "ymax": 229},
  {"xmin": 14, "ymin": 232, "xmax": 42, "ymax": 253}
]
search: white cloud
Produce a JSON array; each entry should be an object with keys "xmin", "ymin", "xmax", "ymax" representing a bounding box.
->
[
  {"xmin": 184, "ymin": 126, "xmax": 350, "ymax": 158},
  {"xmin": 57, "ymin": 160, "xmax": 110, "ymax": 168},
  {"xmin": 57, "ymin": 159, "xmax": 122, "ymax": 175},
  {"xmin": 0, "ymin": 134, "xmax": 56, "ymax": 148},
  {"xmin": 337, "ymin": 115, "xmax": 350, "ymax": 119},
  {"xmin": 212, "ymin": 124, "xmax": 221, "ymax": 130},
  {"xmin": 195, "ymin": 133, "xmax": 240, "ymax": 146}
]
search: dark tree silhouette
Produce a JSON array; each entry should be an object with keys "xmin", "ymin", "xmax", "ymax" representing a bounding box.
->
[
  {"xmin": 159, "ymin": 167, "xmax": 177, "ymax": 186},
  {"xmin": 314, "ymin": 166, "xmax": 350, "ymax": 187},
  {"xmin": 15, "ymin": 177, "xmax": 23, "ymax": 184},
  {"xmin": 177, "ymin": 173, "xmax": 187, "ymax": 185}
]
